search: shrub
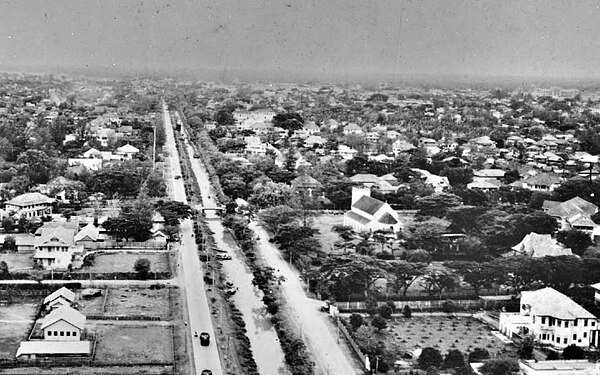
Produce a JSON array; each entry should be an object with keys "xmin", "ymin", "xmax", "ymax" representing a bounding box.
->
[
  {"xmin": 376, "ymin": 252, "xmax": 394, "ymax": 260},
  {"xmin": 403, "ymin": 305, "xmax": 412, "ymax": 318},
  {"xmin": 378, "ymin": 304, "xmax": 393, "ymax": 319},
  {"xmin": 563, "ymin": 344, "xmax": 585, "ymax": 360},
  {"xmin": 444, "ymin": 349, "xmax": 466, "ymax": 369},
  {"xmin": 371, "ymin": 315, "xmax": 387, "ymax": 331},
  {"xmin": 349, "ymin": 313, "xmax": 364, "ymax": 330},
  {"xmin": 442, "ymin": 300, "xmax": 456, "ymax": 313},
  {"xmin": 418, "ymin": 347, "xmax": 443, "ymax": 370},
  {"xmin": 468, "ymin": 347, "xmax": 490, "ymax": 363}
]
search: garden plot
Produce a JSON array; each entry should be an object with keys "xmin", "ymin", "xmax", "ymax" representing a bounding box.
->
[
  {"xmin": 93, "ymin": 325, "xmax": 173, "ymax": 365},
  {"xmin": 0, "ymin": 253, "xmax": 33, "ymax": 271},
  {"xmin": 382, "ymin": 316, "xmax": 516, "ymax": 360}
]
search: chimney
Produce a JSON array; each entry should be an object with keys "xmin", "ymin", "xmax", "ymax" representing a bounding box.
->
[{"xmin": 351, "ymin": 186, "xmax": 370, "ymax": 206}]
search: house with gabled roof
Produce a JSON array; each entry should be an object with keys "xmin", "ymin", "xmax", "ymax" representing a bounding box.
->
[
  {"xmin": 343, "ymin": 187, "xmax": 401, "ymax": 232},
  {"xmin": 43, "ymin": 287, "xmax": 75, "ymax": 311},
  {"xmin": 41, "ymin": 305, "xmax": 86, "ymax": 341},
  {"xmin": 522, "ymin": 173, "xmax": 562, "ymax": 192},
  {"xmin": 34, "ymin": 223, "xmax": 84, "ymax": 270},
  {"xmin": 343, "ymin": 123, "xmax": 363, "ymax": 135},
  {"xmin": 509, "ymin": 232, "xmax": 572, "ymax": 257},
  {"xmin": 115, "ymin": 143, "xmax": 139, "ymax": 160},
  {"xmin": 499, "ymin": 287, "xmax": 600, "ymax": 349},
  {"xmin": 544, "ymin": 196, "xmax": 599, "ymax": 235}
]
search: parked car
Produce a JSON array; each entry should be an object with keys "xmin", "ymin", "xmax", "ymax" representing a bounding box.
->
[
  {"xmin": 215, "ymin": 254, "xmax": 232, "ymax": 260},
  {"xmin": 175, "ymin": 175, "xmax": 182, "ymax": 179},
  {"xmin": 200, "ymin": 332, "xmax": 210, "ymax": 346},
  {"xmin": 201, "ymin": 370, "xmax": 212, "ymax": 375}
]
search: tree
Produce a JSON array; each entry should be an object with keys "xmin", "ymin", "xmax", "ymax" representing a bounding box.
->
[
  {"xmin": 402, "ymin": 305, "xmax": 412, "ymax": 318},
  {"xmin": 258, "ymin": 205, "xmax": 301, "ymax": 232},
  {"xmin": 349, "ymin": 313, "xmax": 364, "ymax": 330},
  {"xmin": 134, "ymin": 258, "xmax": 151, "ymax": 280},
  {"xmin": 249, "ymin": 181, "xmax": 294, "ymax": 209},
  {"xmin": 143, "ymin": 170, "xmax": 167, "ymax": 198},
  {"xmin": 332, "ymin": 225, "xmax": 355, "ymax": 252},
  {"xmin": 444, "ymin": 349, "xmax": 466, "ymax": 370},
  {"xmin": 155, "ymin": 200, "xmax": 193, "ymax": 226},
  {"xmin": 556, "ymin": 230, "xmax": 593, "ymax": 256},
  {"xmin": 478, "ymin": 358, "xmax": 519, "ymax": 375},
  {"xmin": 563, "ymin": 344, "xmax": 585, "ymax": 360},
  {"xmin": 468, "ymin": 347, "xmax": 490, "ymax": 363},
  {"xmin": 422, "ymin": 268, "xmax": 458, "ymax": 298},
  {"xmin": 415, "ymin": 193, "xmax": 463, "ymax": 218},
  {"xmin": 378, "ymin": 304, "xmax": 393, "ymax": 319},
  {"xmin": 387, "ymin": 261, "xmax": 426, "ymax": 296},
  {"xmin": 3, "ymin": 235, "xmax": 16, "ymax": 252},
  {"xmin": 405, "ymin": 217, "xmax": 450, "ymax": 250},
  {"xmin": 16, "ymin": 150, "xmax": 55, "ymax": 184},
  {"xmin": 0, "ymin": 261, "xmax": 9, "ymax": 279},
  {"xmin": 407, "ymin": 249, "xmax": 432, "ymax": 263},
  {"xmin": 272, "ymin": 112, "xmax": 304, "ymax": 135},
  {"xmin": 517, "ymin": 336, "xmax": 534, "ymax": 359},
  {"xmin": 371, "ymin": 314, "xmax": 387, "ymax": 331},
  {"xmin": 2, "ymin": 217, "xmax": 15, "ymax": 233},
  {"xmin": 214, "ymin": 109, "xmax": 235, "ymax": 126},
  {"xmin": 353, "ymin": 325, "xmax": 384, "ymax": 356},
  {"xmin": 104, "ymin": 194, "xmax": 154, "ymax": 241},
  {"xmin": 418, "ymin": 347, "xmax": 443, "ymax": 370}
]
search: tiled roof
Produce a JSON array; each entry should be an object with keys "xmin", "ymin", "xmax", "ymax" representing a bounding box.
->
[
  {"xmin": 352, "ymin": 195, "xmax": 385, "ymax": 216},
  {"xmin": 377, "ymin": 213, "xmax": 398, "ymax": 225},
  {"xmin": 16, "ymin": 341, "xmax": 91, "ymax": 358},
  {"xmin": 521, "ymin": 287, "xmax": 595, "ymax": 320},
  {"xmin": 6, "ymin": 193, "xmax": 54, "ymax": 207},
  {"xmin": 350, "ymin": 174, "xmax": 381, "ymax": 184},
  {"xmin": 524, "ymin": 173, "xmax": 562, "ymax": 187},
  {"xmin": 547, "ymin": 197, "xmax": 598, "ymax": 218},
  {"xmin": 511, "ymin": 232, "xmax": 572, "ymax": 257},
  {"xmin": 345, "ymin": 211, "xmax": 370, "ymax": 225}
]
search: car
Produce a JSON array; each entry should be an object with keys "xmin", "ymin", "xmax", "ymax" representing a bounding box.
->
[
  {"xmin": 200, "ymin": 332, "xmax": 210, "ymax": 346},
  {"xmin": 194, "ymin": 331, "xmax": 198, "ymax": 338},
  {"xmin": 215, "ymin": 254, "xmax": 232, "ymax": 260},
  {"xmin": 193, "ymin": 154, "xmax": 200, "ymax": 159},
  {"xmin": 201, "ymin": 370, "xmax": 212, "ymax": 375},
  {"xmin": 175, "ymin": 175, "xmax": 182, "ymax": 180}
]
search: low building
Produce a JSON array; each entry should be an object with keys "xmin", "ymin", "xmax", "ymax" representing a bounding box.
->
[
  {"xmin": 115, "ymin": 143, "xmax": 139, "ymax": 160},
  {"xmin": 41, "ymin": 305, "xmax": 86, "ymax": 341},
  {"xmin": 520, "ymin": 359, "xmax": 600, "ymax": 375},
  {"xmin": 510, "ymin": 232, "xmax": 572, "ymax": 257},
  {"xmin": 499, "ymin": 287, "xmax": 600, "ymax": 350},
  {"xmin": 43, "ymin": 287, "xmax": 75, "ymax": 311}
]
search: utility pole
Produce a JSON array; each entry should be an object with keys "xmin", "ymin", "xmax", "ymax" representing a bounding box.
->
[{"xmin": 152, "ymin": 120, "xmax": 157, "ymax": 169}]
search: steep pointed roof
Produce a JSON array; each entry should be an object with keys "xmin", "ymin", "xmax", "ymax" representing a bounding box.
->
[
  {"xmin": 43, "ymin": 287, "xmax": 75, "ymax": 305},
  {"xmin": 41, "ymin": 305, "xmax": 86, "ymax": 330},
  {"xmin": 511, "ymin": 232, "xmax": 572, "ymax": 257},
  {"xmin": 521, "ymin": 287, "xmax": 595, "ymax": 320},
  {"xmin": 353, "ymin": 195, "xmax": 385, "ymax": 216}
]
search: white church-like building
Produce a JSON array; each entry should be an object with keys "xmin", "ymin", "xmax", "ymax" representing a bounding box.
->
[{"xmin": 343, "ymin": 187, "xmax": 402, "ymax": 233}]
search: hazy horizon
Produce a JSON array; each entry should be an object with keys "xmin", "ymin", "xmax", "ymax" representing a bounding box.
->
[{"xmin": 2, "ymin": 1, "xmax": 600, "ymax": 84}]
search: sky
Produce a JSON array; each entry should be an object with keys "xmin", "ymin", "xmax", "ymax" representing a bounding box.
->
[{"xmin": 1, "ymin": 0, "xmax": 600, "ymax": 82}]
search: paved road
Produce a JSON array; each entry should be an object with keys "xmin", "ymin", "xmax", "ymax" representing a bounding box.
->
[{"xmin": 162, "ymin": 102, "xmax": 223, "ymax": 375}]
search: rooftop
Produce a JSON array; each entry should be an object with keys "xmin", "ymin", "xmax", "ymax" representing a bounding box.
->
[{"xmin": 521, "ymin": 287, "xmax": 596, "ymax": 320}]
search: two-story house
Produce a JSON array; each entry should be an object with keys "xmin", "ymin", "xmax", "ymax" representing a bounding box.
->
[
  {"xmin": 5, "ymin": 193, "xmax": 55, "ymax": 219},
  {"xmin": 33, "ymin": 223, "xmax": 84, "ymax": 270},
  {"xmin": 499, "ymin": 287, "xmax": 600, "ymax": 349}
]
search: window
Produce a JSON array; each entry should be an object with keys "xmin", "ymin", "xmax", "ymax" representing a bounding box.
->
[
  {"xmin": 66, "ymin": 332, "xmax": 70, "ymax": 336},
  {"xmin": 584, "ymin": 332, "xmax": 588, "ymax": 338},
  {"xmin": 541, "ymin": 317, "xmax": 546, "ymax": 324},
  {"xmin": 574, "ymin": 320, "xmax": 578, "ymax": 327},
  {"xmin": 72, "ymin": 331, "xmax": 77, "ymax": 336},
  {"xmin": 574, "ymin": 334, "xmax": 578, "ymax": 340},
  {"xmin": 54, "ymin": 331, "xmax": 58, "ymax": 336},
  {"xmin": 557, "ymin": 320, "xmax": 561, "ymax": 327},
  {"xmin": 564, "ymin": 338, "xmax": 568, "ymax": 344},
  {"xmin": 593, "ymin": 321, "xmax": 596, "ymax": 326},
  {"xmin": 585, "ymin": 320, "xmax": 588, "ymax": 327},
  {"xmin": 556, "ymin": 337, "xmax": 560, "ymax": 343},
  {"xmin": 47, "ymin": 331, "xmax": 52, "ymax": 336},
  {"xmin": 565, "ymin": 322, "xmax": 569, "ymax": 328},
  {"xmin": 60, "ymin": 331, "xmax": 64, "ymax": 336}
]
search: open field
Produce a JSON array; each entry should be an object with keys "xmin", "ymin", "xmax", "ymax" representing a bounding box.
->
[
  {"xmin": 85, "ymin": 252, "xmax": 170, "ymax": 273},
  {"xmin": 93, "ymin": 324, "xmax": 174, "ymax": 364},
  {"xmin": 0, "ymin": 253, "xmax": 33, "ymax": 271},
  {"xmin": 105, "ymin": 287, "xmax": 170, "ymax": 317},
  {"xmin": 313, "ymin": 214, "xmax": 344, "ymax": 254},
  {"xmin": 0, "ymin": 365, "xmax": 174, "ymax": 374},
  {"xmin": 0, "ymin": 303, "xmax": 37, "ymax": 360},
  {"xmin": 78, "ymin": 287, "xmax": 171, "ymax": 318},
  {"xmin": 370, "ymin": 315, "xmax": 516, "ymax": 363},
  {"xmin": 0, "ymin": 322, "xmax": 29, "ymax": 360}
]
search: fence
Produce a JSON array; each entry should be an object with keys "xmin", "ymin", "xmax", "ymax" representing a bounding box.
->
[
  {"xmin": 335, "ymin": 317, "xmax": 366, "ymax": 369},
  {"xmin": 84, "ymin": 241, "xmax": 166, "ymax": 250},
  {"xmin": 335, "ymin": 299, "xmax": 490, "ymax": 312}
]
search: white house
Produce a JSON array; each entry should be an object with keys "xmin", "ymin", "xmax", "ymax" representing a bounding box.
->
[
  {"xmin": 115, "ymin": 144, "xmax": 139, "ymax": 160},
  {"xmin": 5, "ymin": 193, "xmax": 55, "ymax": 219},
  {"xmin": 34, "ymin": 223, "xmax": 84, "ymax": 270},
  {"xmin": 43, "ymin": 287, "xmax": 75, "ymax": 311},
  {"xmin": 499, "ymin": 287, "xmax": 600, "ymax": 349},
  {"xmin": 343, "ymin": 187, "xmax": 402, "ymax": 232},
  {"xmin": 68, "ymin": 158, "xmax": 104, "ymax": 171},
  {"xmin": 411, "ymin": 168, "xmax": 451, "ymax": 193},
  {"xmin": 510, "ymin": 232, "xmax": 572, "ymax": 257},
  {"xmin": 41, "ymin": 305, "xmax": 86, "ymax": 341},
  {"xmin": 343, "ymin": 123, "xmax": 363, "ymax": 135},
  {"xmin": 519, "ymin": 360, "xmax": 600, "ymax": 375}
]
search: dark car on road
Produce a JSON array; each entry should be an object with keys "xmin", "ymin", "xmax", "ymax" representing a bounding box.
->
[
  {"xmin": 201, "ymin": 370, "xmax": 212, "ymax": 375},
  {"xmin": 200, "ymin": 332, "xmax": 210, "ymax": 346}
]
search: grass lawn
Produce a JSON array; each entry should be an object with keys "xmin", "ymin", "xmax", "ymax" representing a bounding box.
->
[
  {"xmin": 369, "ymin": 316, "xmax": 516, "ymax": 364},
  {"xmin": 313, "ymin": 214, "xmax": 345, "ymax": 254},
  {"xmin": 0, "ymin": 253, "xmax": 33, "ymax": 271},
  {"xmin": 105, "ymin": 287, "xmax": 170, "ymax": 318},
  {"xmin": 86, "ymin": 252, "xmax": 169, "ymax": 273},
  {"xmin": 0, "ymin": 303, "xmax": 37, "ymax": 360},
  {"xmin": 93, "ymin": 325, "xmax": 173, "ymax": 364},
  {"xmin": 78, "ymin": 292, "xmax": 105, "ymax": 316}
]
